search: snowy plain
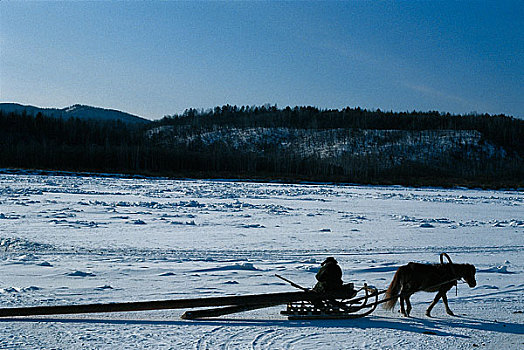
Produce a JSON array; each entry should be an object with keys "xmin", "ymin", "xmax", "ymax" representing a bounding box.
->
[{"xmin": 0, "ymin": 172, "xmax": 522, "ymax": 349}]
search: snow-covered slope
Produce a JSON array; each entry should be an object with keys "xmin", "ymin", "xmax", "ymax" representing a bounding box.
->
[
  {"xmin": 0, "ymin": 103, "xmax": 150, "ymax": 124},
  {"xmin": 0, "ymin": 173, "xmax": 522, "ymax": 349},
  {"xmin": 150, "ymin": 126, "xmax": 509, "ymax": 170}
]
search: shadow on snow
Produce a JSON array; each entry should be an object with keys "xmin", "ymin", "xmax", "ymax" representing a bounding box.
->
[{"xmin": 1, "ymin": 315, "xmax": 521, "ymax": 338}]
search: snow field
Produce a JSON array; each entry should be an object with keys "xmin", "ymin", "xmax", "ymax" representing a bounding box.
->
[{"xmin": 0, "ymin": 173, "xmax": 522, "ymax": 349}]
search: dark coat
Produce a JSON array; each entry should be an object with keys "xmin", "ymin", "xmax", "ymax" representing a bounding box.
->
[{"xmin": 313, "ymin": 260, "xmax": 343, "ymax": 293}]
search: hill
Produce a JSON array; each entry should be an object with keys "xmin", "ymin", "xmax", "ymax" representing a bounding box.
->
[
  {"xmin": 0, "ymin": 104, "xmax": 522, "ymax": 188},
  {"xmin": 0, "ymin": 103, "xmax": 150, "ymax": 125}
]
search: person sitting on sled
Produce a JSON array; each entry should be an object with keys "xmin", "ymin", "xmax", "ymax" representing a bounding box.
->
[
  {"xmin": 313, "ymin": 257, "xmax": 343, "ymax": 293},
  {"xmin": 313, "ymin": 257, "xmax": 356, "ymax": 298}
]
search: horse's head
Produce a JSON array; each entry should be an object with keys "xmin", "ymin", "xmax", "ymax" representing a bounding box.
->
[{"xmin": 461, "ymin": 264, "xmax": 477, "ymax": 288}]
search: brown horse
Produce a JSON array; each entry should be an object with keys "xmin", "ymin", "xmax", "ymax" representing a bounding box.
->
[{"xmin": 383, "ymin": 260, "xmax": 476, "ymax": 317}]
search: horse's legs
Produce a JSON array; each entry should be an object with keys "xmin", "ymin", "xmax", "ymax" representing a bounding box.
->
[
  {"xmin": 426, "ymin": 292, "xmax": 442, "ymax": 317},
  {"xmin": 441, "ymin": 293, "xmax": 455, "ymax": 316},
  {"xmin": 405, "ymin": 296, "xmax": 412, "ymax": 316},
  {"xmin": 399, "ymin": 293, "xmax": 412, "ymax": 317},
  {"xmin": 399, "ymin": 295, "xmax": 407, "ymax": 317}
]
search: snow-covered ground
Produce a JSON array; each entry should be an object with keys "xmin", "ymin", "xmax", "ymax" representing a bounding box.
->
[{"xmin": 0, "ymin": 173, "xmax": 522, "ymax": 349}]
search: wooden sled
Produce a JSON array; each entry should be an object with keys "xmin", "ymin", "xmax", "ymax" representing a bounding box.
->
[{"xmin": 276, "ymin": 275, "xmax": 385, "ymax": 320}]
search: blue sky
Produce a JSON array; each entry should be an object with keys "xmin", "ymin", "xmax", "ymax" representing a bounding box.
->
[{"xmin": 1, "ymin": 1, "xmax": 522, "ymax": 120}]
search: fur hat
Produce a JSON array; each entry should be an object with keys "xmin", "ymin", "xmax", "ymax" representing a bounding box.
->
[{"xmin": 322, "ymin": 257, "xmax": 337, "ymax": 266}]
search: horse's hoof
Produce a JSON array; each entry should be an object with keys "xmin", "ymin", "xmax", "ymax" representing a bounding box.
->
[
  {"xmin": 446, "ymin": 311, "xmax": 455, "ymax": 316},
  {"xmin": 425, "ymin": 312, "xmax": 432, "ymax": 317}
]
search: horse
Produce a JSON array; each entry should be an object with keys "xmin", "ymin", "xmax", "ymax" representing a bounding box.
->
[{"xmin": 383, "ymin": 257, "xmax": 476, "ymax": 317}]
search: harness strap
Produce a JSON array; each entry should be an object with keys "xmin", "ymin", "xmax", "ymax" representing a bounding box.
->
[
  {"xmin": 416, "ymin": 277, "xmax": 460, "ymax": 295},
  {"xmin": 440, "ymin": 252, "xmax": 460, "ymax": 296}
]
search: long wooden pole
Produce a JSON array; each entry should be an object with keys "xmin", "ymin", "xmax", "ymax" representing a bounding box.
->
[
  {"xmin": 181, "ymin": 303, "xmax": 280, "ymax": 319},
  {"xmin": 0, "ymin": 290, "xmax": 354, "ymax": 318}
]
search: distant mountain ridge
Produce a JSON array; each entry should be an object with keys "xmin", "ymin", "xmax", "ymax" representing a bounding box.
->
[{"xmin": 0, "ymin": 103, "xmax": 150, "ymax": 124}]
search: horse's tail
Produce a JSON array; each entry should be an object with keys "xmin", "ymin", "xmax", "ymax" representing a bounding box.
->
[{"xmin": 383, "ymin": 268, "xmax": 402, "ymax": 310}]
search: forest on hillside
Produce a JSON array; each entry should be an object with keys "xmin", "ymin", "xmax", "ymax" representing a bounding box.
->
[{"xmin": 1, "ymin": 106, "xmax": 523, "ymax": 188}]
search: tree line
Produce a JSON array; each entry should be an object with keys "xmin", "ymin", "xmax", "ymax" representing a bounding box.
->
[
  {"xmin": 0, "ymin": 111, "xmax": 146, "ymax": 173},
  {"xmin": 1, "ymin": 106, "xmax": 523, "ymax": 188}
]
